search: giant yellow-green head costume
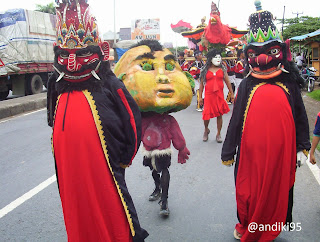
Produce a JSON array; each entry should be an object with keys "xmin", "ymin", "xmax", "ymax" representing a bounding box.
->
[{"xmin": 114, "ymin": 40, "xmax": 194, "ymax": 113}]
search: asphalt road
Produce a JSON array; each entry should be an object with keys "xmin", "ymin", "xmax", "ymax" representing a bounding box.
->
[{"xmin": 0, "ymin": 97, "xmax": 320, "ymax": 242}]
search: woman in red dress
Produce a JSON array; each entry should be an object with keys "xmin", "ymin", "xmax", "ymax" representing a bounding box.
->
[{"xmin": 199, "ymin": 49, "xmax": 234, "ymax": 142}]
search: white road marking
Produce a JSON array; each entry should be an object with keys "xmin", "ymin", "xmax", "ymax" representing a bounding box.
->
[
  {"xmin": 0, "ymin": 108, "xmax": 46, "ymax": 124},
  {"xmin": 0, "ymin": 175, "xmax": 56, "ymax": 219}
]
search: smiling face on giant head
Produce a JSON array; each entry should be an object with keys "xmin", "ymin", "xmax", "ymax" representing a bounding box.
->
[{"xmin": 114, "ymin": 45, "xmax": 193, "ymax": 113}]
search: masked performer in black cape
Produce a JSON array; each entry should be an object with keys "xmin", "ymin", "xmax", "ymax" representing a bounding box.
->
[
  {"xmin": 47, "ymin": 1, "xmax": 148, "ymax": 241},
  {"xmin": 221, "ymin": 1, "xmax": 310, "ymax": 241}
]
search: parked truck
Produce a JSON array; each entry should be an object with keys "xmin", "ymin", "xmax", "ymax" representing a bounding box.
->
[{"xmin": 0, "ymin": 8, "xmax": 55, "ymax": 100}]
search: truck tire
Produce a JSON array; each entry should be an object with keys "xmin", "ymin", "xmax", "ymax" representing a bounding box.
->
[
  {"xmin": 27, "ymin": 74, "xmax": 43, "ymax": 95},
  {"xmin": 0, "ymin": 90, "xmax": 9, "ymax": 100}
]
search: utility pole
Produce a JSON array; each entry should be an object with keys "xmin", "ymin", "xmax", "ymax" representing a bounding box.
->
[
  {"xmin": 281, "ymin": 6, "xmax": 285, "ymax": 35},
  {"xmin": 113, "ymin": 0, "xmax": 116, "ymax": 45},
  {"xmin": 292, "ymin": 11, "xmax": 303, "ymax": 18}
]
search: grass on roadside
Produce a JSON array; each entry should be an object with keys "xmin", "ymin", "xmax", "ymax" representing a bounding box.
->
[{"xmin": 307, "ymin": 89, "xmax": 320, "ymax": 101}]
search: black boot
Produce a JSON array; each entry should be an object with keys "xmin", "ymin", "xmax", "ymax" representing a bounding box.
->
[
  {"xmin": 149, "ymin": 188, "xmax": 161, "ymax": 201},
  {"xmin": 159, "ymin": 168, "xmax": 170, "ymax": 216},
  {"xmin": 149, "ymin": 170, "xmax": 161, "ymax": 201},
  {"xmin": 159, "ymin": 199, "xmax": 170, "ymax": 216}
]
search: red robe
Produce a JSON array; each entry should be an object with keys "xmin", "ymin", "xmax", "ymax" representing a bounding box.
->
[
  {"xmin": 53, "ymin": 91, "xmax": 132, "ymax": 241},
  {"xmin": 235, "ymin": 84, "xmax": 296, "ymax": 241}
]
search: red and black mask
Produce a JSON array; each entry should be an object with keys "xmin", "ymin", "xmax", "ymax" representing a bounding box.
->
[
  {"xmin": 53, "ymin": 45, "xmax": 102, "ymax": 82},
  {"xmin": 245, "ymin": 40, "xmax": 289, "ymax": 79}
]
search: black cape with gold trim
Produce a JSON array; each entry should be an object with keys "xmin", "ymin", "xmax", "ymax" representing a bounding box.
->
[
  {"xmin": 221, "ymin": 76, "xmax": 310, "ymax": 167},
  {"xmin": 47, "ymin": 61, "xmax": 148, "ymax": 242},
  {"xmin": 221, "ymin": 72, "xmax": 310, "ymax": 240}
]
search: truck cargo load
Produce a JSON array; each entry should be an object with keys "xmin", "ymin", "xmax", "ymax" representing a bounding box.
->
[{"xmin": 0, "ymin": 8, "xmax": 55, "ymax": 100}]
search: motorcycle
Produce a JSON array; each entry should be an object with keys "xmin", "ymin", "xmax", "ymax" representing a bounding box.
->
[{"xmin": 300, "ymin": 66, "xmax": 317, "ymax": 92}]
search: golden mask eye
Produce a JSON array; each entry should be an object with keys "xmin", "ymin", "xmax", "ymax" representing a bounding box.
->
[
  {"xmin": 269, "ymin": 48, "xmax": 280, "ymax": 55},
  {"xmin": 140, "ymin": 61, "xmax": 154, "ymax": 71},
  {"xmin": 166, "ymin": 63, "xmax": 174, "ymax": 71}
]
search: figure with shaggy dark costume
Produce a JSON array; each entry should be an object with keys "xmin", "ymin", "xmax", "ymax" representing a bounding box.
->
[
  {"xmin": 221, "ymin": 1, "xmax": 310, "ymax": 241},
  {"xmin": 47, "ymin": 1, "xmax": 148, "ymax": 241},
  {"xmin": 114, "ymin": 40, "xmax": 194, "ymax": 216}
]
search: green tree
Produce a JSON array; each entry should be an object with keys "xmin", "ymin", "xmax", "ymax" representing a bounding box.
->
[
  {"xmin": 279, "ymin": 16, "xmax": 320, "ymax": 41},
  {"xmin": 277, "ymin": 16, "xmax": 320, "ymax": 52},
  {"xmin": 168, "ymin": 46, "xmax": 188, "ymax": 55},
  {"xmin": 35, "ymin": 2, "xmax": 56, "ymax": 15}
]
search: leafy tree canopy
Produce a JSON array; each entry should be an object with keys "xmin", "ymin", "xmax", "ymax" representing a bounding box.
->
[
  {"xmin": 278, "ymin": 16, "xmax": 320, "ymax": 41},
  {"xmin": 276, "ymin": 16, "xmax": 320, "ymax": 53},
  {"xmin": 35, "ymin": 2, "xmax": 56, "ymax": 15}
]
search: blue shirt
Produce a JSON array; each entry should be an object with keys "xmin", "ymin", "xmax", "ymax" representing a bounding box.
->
[{"xmin": 314, "ymin": 112, "xmax": 320, "ymax": 137}]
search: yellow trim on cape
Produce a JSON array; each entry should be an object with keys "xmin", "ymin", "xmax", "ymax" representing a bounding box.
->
[
  {"xmin": 242, "ymin": 82, "xmax": 267, "ymax": 131},
  {"xmin": 275, "ymin": 82, "xmax": 290, "ymax": 95},
  {"xmin": 51, "ymin": 95, "xmax": 62, "ymax": 158},
  {"xmin": 82, "ymin": 90, "xmax": 135, "ymax": 237},
  {"xmin": 302, "ymin": 149, "xmax": 309, "ymax": 157},
  {"xmin": 242, "ymin": 81, "xmax": 291, "ymax": 132}
]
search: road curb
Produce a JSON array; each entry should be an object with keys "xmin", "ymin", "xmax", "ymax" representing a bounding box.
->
[{"xmin": 0, "ymin": 93, "xmax": 47, "ymax": 120}]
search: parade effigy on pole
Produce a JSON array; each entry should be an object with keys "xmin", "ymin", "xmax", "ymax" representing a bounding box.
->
[{"xmin": 171, "ymin": 1, "xmax": 248, "ymax": 54}]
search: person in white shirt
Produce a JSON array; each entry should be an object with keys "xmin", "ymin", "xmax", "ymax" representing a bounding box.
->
[{"xmin": 296, "ymin": 52, "xmax": 304, "ymax": 69}]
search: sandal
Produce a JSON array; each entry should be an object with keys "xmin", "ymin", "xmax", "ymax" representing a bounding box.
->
[
  {"xmin": 203, "ymin": 129, "xmax": 210, "ymax": 142},
  {"xmin": 233, "ymin": 229, "xmax": 242, "ymax": 240},
  {"xmin": 216, "ymin": 134, "xmax": 223, "ymax": 143}
]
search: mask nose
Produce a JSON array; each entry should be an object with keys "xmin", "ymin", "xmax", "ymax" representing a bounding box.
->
[
  {"xmin": 67, "ymin": 53, "xmax": 81, "ymax": 72},
  {"xmin": 156, "ymin": 74, "xmax": 170, "ymax": 84},
  {"xmin": 256, "ymin": 54, "xmax": 272, "ymax": 66}
]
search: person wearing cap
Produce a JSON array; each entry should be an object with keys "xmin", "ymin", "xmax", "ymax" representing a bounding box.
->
[
  {"xmin": 233, "ymin": 49, "xmax": 245, "ymax": 97},
  {"xmin": 224, "ymin": 50, "xmax": 236, "ymax": 104},
  {"xmin": 221, "ymin": 1, "xmax": 310, "ymax": 241},
  {"xmin": 189, "ymin": 51, "xmax": 206, "ymax": 111},
  {"xmin": 295, "ymin": 52, "xmax": 304, "ymax": 69},
  {"xmin": 177, "ymin": 51, "xmax": 186, "ymax": 66},
  {"xmin": 197, "ymin": 16, "xmax": 207, "ymax": 28},
  {"xmin": 47, "ymin": 1, "xmax": 148, "ymax": 241}
]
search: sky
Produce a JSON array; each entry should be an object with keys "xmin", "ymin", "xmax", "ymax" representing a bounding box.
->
[{"xmin": 1, "ymin": 0, "xmax": 319, "ymax": 47}]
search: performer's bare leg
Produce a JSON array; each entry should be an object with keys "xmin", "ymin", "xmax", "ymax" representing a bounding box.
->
[
  {"xmin": 216, "ymin": 116, "xmax": 223, "ymax": 143},
  {"xmin": 203, "ymin": 119, "xmax": 210, "ymax": 141}
]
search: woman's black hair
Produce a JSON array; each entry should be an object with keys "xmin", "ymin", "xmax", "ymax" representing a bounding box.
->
[{"xmin": 199, "ymin": 48, "xmax": 225, "ymax": 83}]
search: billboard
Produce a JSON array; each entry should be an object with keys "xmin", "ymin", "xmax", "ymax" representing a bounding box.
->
[
  {"xmin": 131, "ymin": 19, "xmax": 160, "ymax": 40},
  {"xmin": 119, "ymin": 28, "xmax": 131, "ymax": 41}
]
